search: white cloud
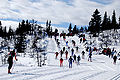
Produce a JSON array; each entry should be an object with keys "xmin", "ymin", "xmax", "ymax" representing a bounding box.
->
[{"xmin": 0, "ymin": 0, "xmax": 120, "ymax": 26}]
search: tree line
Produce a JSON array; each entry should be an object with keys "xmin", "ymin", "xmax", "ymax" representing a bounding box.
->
[
  {"xmin": 88, "ymin": 9, "xmax": 120, "ymax": 36},
  {"xmin": 67, "ymin": 9, "xmax": 120, "ymax": 36}
]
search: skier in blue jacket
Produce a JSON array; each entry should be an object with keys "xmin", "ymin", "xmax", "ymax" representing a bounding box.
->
[{"xmin": 68, "ymin": 56, "xmax": 73, "ymax": 68}]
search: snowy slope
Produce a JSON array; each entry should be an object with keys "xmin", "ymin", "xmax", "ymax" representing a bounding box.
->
[
  {"xmin": 0, "ymin": 35, "xmax": 120, "ymax": 80},
  {"xmin": 0, "ymin": 20, "xmax": 120, "ymax": 80}
]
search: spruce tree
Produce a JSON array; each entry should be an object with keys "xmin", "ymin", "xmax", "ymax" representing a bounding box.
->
[
  {"xmin": 111, "ymin": 10, "xmax": 117, "ymax": 30},
  {"xmin": 101, "ymin": 11, "xmax": 108, "ymax": 30},
  {"xmin": 0, "ymin": 21, "xmax": 3, "ymax": 37},
  {"xmin": 107, "ymin": 16, "xmax": 112, "ymax": 30},
  {"xmin": 46, "ymin": 20, "xmax": 48, "ymax": 27},
  {"xmin": 68, "ymin": 23, "xmax": 72, "ymax": 33},
  {"xmin": 0, "ymin": 21, "xmax": 1, "ymax": 26},
  {"xmin": 73, "ymin": 25, "xmax": 77, "ymax": 34},
  {"xmin": 80, "ymin": 27, "xmax": 84, "ymax": 32},
  {"xmin": 118, "ymin": 17, "xmax": 120, "ymax": 28},
  {"xmin": 8, "ymin": 26, "xmax": 14, "ymax": 39},
  {"xmin": 89, "ymin": 9, "xmax": 101, "ymax": 35},
  {"xmin": 3, "ymin": 26, "xmax": 7, "ymax": 39}
]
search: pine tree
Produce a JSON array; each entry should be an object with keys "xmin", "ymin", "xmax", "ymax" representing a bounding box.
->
[
  {"xmin": 111, "ymin": 10, "xmax": 117, "ymax": 30},
  {"xmin": 101, "ymin": 11, "xmax": 108, "ymax": 30},
  {"xmin": 0, "ymin": 21, "xmax": 3, "ymax": 37},
  {"xmin": 46, "ymin": 20, "xmax": 52, "ymax": 37},
  {"xmin": 68, "ymin": 23, "xmax": 72, "ymax": 33},
  {"xmin": 8, "ymin": 26, "xmax": 14, "ymax": 39},
  {"xmin": 118, "ymin": 17, "xmax": 120, "ymax": 29},
  {"xmin": 80, "ymin": 27, "xmax": 84, "ymax": 32},
  {"xmin": 46, "ymin": 20, "xmax": 48, "ymax": 27},
  {"xmin": 49, "ymin": 20, "xmax": 51, "ymax": 27},
  {"xmin": 85, "ymin": 27, "xmax": 88, "ymax": 32},
  {"xmin": 3, "ymin": 26, "xmax": 7, "ymax": 39},
  {"xmin": 0, "ymin": 21, "xmax": 2, "ymax": 26},
  {"xmin": 73, "ymin": 25, "xmax": 77, "ymax": 35},
  {"xmin": 107, "ymin": 16, "xmax": 112, "ymax": 30},
  {"xmin": 89, "ymin": 9, "xmax": 101, "ymax": 35}
]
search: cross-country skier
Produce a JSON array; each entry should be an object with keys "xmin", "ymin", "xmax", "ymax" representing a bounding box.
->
[
  {"xmin": 71, "ymin": 48, "xmax": 74, "ymax": 56},
  {"xmin": 76, "ymin": 46, "xmax": 79, "ymax": 52},
  {"xmin": 60, "ymin": 50, "xmax": 63, "ymax": 57},
  {"xmin": 55, "ymin": 52, "xmax": 59, "ymax": 59},
  {"xmin": 73, "ymin": 54, "xmax": 76, "ymax": 62},
  {"xmin": 77, "ymin": 55, "xmax": 81, "ymax": 65},
  {"xmin": 65, "ymin": 50, "xmax": 68, "ymax": 59},
  {"xmin": 68, "ymin": 56, "xmax": 73, "ymax": 68},
  {"xmin": 82, "ymin": 51, "xmax": 85, "ymax": 59},
  {"xmin": 7, "ymin": 49, "xmax": 17, "ymax": 74},
  {"xmin": 60, "ymin": 58, "xmax": 63, "ymax": 67},
  {"xmin": 83, "ymin": 37, "xmax": 86, "ymax": 43},
  {"xmin": 113, "ymin": 55, "xmax": 117, "ymax": 64},
  {"xmin": 80, "ymin": 38, "xmax": 82, "ymax": 43},
  {"xmin": 88, "ymin": 51, "xmax": 92, "ymax": 62},
  {"xmin": 72, "ymin": 40, "xmax": 76, "ymax": 46},
  {"xmin": 111, "ymin": 49, "xmax": 115, "ymax": 58},
  {"xmin": 66, "ymin": 41, "xmax": 68, "ymax": 47},
  {"xmin": 63, "ymin": 47, "xmax": 65, "ymax": 52}
]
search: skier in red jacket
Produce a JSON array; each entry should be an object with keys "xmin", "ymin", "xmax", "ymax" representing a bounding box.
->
[
  {"xmin": 55, "ymin": 52, "xmax": 59, "ymax": 59},
  {"xmin": 7, "ymin": 49, "xmax": 17, "ymax": 74},
  {"xmin": 60, "ymin": 58, "xmax": 63, "ymax": 67}
]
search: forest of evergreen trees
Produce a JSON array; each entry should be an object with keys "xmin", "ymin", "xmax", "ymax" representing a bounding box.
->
[
  {"xmin": 68, "ymin": 9, "xmax": 120, "ymax": 36},
  {"xmin": 0, "ymin": 9, "xmax": 120, "ymax": 52},
  {"xmin": 88, "ymin": 9, "xmax": 120, "ymax": 36}
]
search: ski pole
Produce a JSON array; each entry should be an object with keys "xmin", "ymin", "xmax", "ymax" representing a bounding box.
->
[{"xmin": 11, "ymin": 60, "xmax": 16, "ymax": 72}]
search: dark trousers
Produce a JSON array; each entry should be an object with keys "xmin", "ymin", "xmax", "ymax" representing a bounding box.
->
[{"xmin": 8, "ymin": 62, "xmax": 13, "ymax": 70}]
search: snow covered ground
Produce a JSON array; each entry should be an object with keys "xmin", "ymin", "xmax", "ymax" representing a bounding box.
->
[{"xmin": 0, "ymin": 34, "xmax": 120, "ymax": 80}]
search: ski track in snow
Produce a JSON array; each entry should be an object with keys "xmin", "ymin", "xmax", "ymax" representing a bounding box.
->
[
  {"xmin": 110, "ymin": 73, "xmax": 120, "ymax": 80},
  {"xmin": 1, "ymin": 34, "xmax": 120, "ymax": 80},
  {"xmin": 79, "ymin": 71, "xmax": 107, "ymax": 80},
  {"xmin": 50, "ymin": 70, "xmax": 93, "ymax": 80},
  {"xmin": 0, "ymin": 66, "xmax": 60, "ymax": 80},
  {"xmin": 18, "ymin": 67, "xmax": 80, "ymax": 80}
]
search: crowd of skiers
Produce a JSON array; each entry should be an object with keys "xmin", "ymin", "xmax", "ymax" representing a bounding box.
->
[
  {"xmin": 54, "ymin": 34, "xmax": 95, "ymax": 68},
  {"xmin": 6, "ymin": 33, "xmax": 120, "ymax": 74},
  {"xmin": 102, "ymin": 47, "xmax": 118, "ymax": 64},
  {"xmin": 54, "ymin": 33, "xmax": 119, "ymax": 68}
]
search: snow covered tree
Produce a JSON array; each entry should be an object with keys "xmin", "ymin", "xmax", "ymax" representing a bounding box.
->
[{"xmin": 15, "ymin": 34, "xmax": 26, "ymax": 53}]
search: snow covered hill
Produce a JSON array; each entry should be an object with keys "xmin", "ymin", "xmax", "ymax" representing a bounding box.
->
[
  {"xmin": 0, "ymin": 20, "xmax": 120, "ymax": 80},
  {"xmin": 0, "ymin": 20, "xmax": 68, "ymax": 33},
  {"xmin": 0, "ymin": 34, "xmax": 120, "ymax": 80}
]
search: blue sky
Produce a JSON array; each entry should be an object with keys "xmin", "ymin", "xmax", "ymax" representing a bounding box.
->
[{"xmin": 0, "ymin": 0, "xmax": 120, "ymax": 28}]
